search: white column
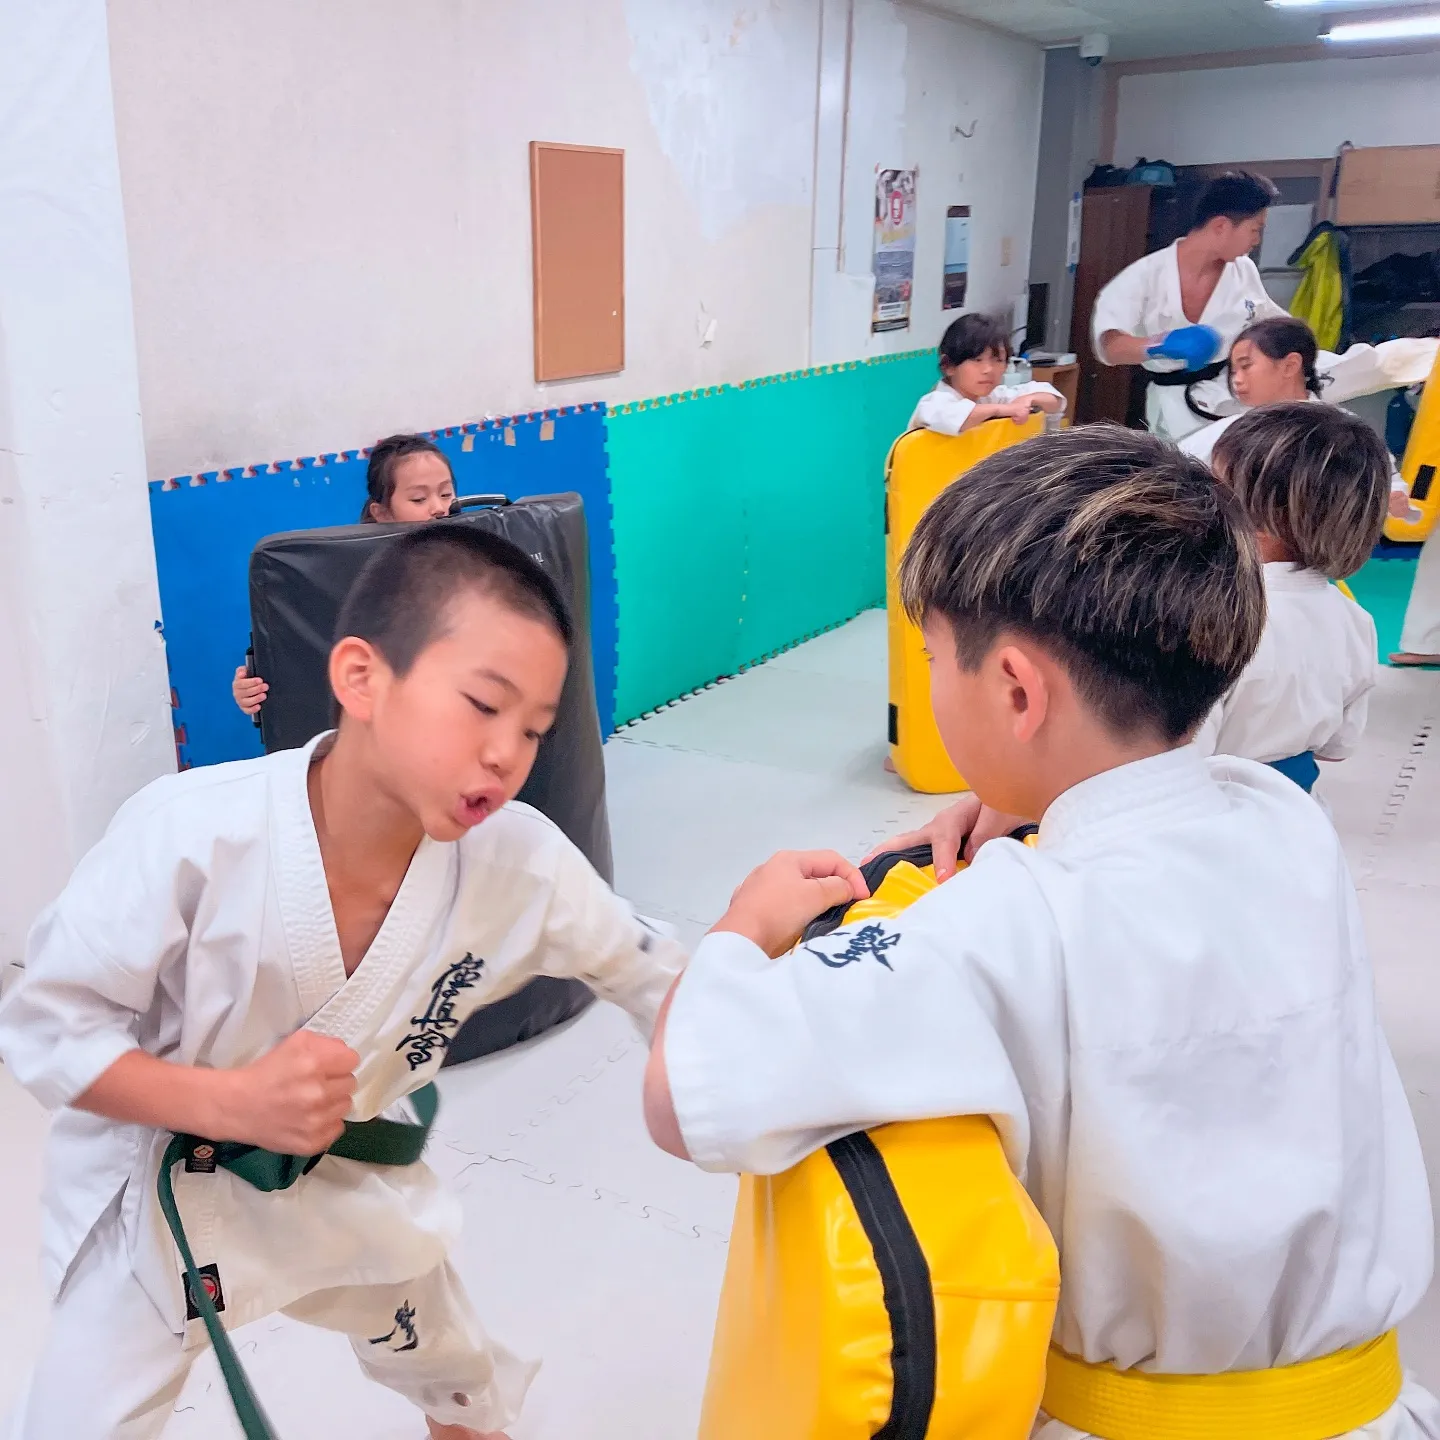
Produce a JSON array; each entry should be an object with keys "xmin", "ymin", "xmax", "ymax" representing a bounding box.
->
[{"xmin": 0, "ymin": 0, "xmax": 174, "ymax": 966}]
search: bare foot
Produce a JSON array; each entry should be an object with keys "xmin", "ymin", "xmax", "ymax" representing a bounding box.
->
[
  {"xmin": 883, "ymin": 755, "xmax": 897, "ymax": 774},
  {"xmin": 425, "ymin": 1417, "xmax": 511, "ymax": 1439},
  {"xmin": 1389, "ymin": 651, "xmax": 1440, "ymax": 667}
]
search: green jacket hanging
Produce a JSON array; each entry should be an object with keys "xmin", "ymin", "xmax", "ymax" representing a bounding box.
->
[{"xmin": 1288, "ymin": 222, "xmax": 1351, "ymax": 351}]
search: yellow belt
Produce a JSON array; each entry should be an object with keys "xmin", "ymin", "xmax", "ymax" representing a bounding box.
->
[{"xmin": 1042, "ymin": 1331, "xmax": 1402, "ymax": 1440}]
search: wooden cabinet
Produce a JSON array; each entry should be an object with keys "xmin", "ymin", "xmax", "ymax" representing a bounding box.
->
[
  {"xmin": 1336, "ymin": 146, "xmax": 1440, "ymax": 227},
  {"xmin": 1068, "ymin": 186, "xmax": 1152, "ymax": 427}
]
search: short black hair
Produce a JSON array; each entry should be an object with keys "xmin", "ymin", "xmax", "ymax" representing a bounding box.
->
[
  {"xmin": 360, "ymin": 433, "xmax": 456, "ymax": 523},
  {"xmin": 1231, "ymin": 316, "xmax": 1325, "ymax": 396},
  {"xmin": 1212, "ymin": 402, "xmax": 1390, "ymax": 579},
  {"xmin": 900, "ymin": 425, "xmax": 1264, "ymax": 743},
  {"xmin": 1191, "ymin": 171, "xmax": 1278, "ymax": 230},
  {"xmin": 938, "ymin": 312, "xmax": 1010, "ymax": 372},
  {"xmin": 335, "ymin": 524, "xmax": 573, "ymax": 679}
]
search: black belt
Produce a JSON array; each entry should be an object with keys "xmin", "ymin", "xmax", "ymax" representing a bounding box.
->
[
  {"xmin": 1147, "ymin": 359, "xmax": 1227, "ymax": 387},
  {"xmin": 1148, "ymin": 359, "xmax": 1230, "ymax": 422}
]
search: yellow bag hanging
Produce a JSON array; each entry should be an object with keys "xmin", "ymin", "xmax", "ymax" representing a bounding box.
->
[
  {"xmin": 886, "ymin": 418, "xmax": 1044, "ymax": 794},
  {"xmin": 699, "ymin": 839, "xmax": 1060, "ymax": 1440},
  {"xmin": 1289, "ymin": 228, "xmax": 1344, "ymax": 352}
]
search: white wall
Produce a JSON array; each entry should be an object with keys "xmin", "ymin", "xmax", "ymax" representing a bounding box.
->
[
  {"xmin": 0, "ymin": 0, "xmax": 175, "ymax": 965},
  {"xmin": 1114, "ymin": 51, "xmax": 1440, "ymax": 168},
  {"xmin": 107, "ymin": 0, "xmax": 1044, "ymax": 479},
  {"xmin": 816, "ymin": 1, "xmax": 1043, "ymax": 362}
]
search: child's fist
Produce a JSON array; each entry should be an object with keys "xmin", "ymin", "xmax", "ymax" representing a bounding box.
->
[
  {"xmin": 215, "ymin": 1031, "xmax": 359, "ymax": 1154},
  {"xmin": 1008, "ymin": 399, "xmax": 1036, "ymax": 424},
  {"xmin": 714, "ymin": 850, "xmax": 870, "ymax": 957},
  {"xmin": 1390, "ymin": 487, "xmax": 1421, "ymax": 521},
  {"xmin": 232, "ymin": 665, "xmax": 269, "ymax": 716}
]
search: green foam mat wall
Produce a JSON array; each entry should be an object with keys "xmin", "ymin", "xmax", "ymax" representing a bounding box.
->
[{"xmin": 608, "ymin": 351, "xmax": 936, "ymax": 724}]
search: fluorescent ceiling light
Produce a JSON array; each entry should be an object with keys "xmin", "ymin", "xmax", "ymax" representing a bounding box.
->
[
  {"xmin": 1269, "ymin": 0, "xmax": 1406, "ymax": 7},
  {"xmin": 1324, "ymin": 13, "xmax": 1440, "ymax": 40}
]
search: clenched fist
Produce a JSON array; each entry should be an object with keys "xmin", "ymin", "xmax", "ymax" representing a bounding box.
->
[
  {"xmin": 713, "ymin": 850, "xmax": 869, "ymax": 958},
  {"xmin": 213, "ymin": 1031, "xmax": 359, "ymax": 1154}
]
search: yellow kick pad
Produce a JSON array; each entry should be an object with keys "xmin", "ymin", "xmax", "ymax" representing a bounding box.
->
[
  {"xmin": 699, "ymin": 851, "xmax": 1059, "ymax": 1440},
  {"xmin": 886, "ymin": 417, "xmax": 1045, "ymax": 793},
  {"xmin": 1384, "ymin": 346, "xmax": 1440, "ymax": 544}
]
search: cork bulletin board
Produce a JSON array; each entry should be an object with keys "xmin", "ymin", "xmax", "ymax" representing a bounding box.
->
[{"xmin": 530, "ymin": 141, "xmax": 625, "ymax": 382}]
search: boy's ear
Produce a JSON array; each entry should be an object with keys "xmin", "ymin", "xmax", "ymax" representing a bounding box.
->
[
  {"xmin": 993, "ymin": 642, "xmax": 1050, "ymax": 743},
  {"xmin": 329, "ymin": 636, "xmax": 389, "ymax": 722}
]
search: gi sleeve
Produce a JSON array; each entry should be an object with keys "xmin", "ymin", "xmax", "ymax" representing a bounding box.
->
[
  {"xmin": 0, "ymin": 795, "xmax": 192, "ymax": 1110},
  {"xmin": 532, "ymin": 834, "xmax": 686, "ymax": 1037},
  {"xmin": 911, "ymin": 384, "xmax": 974, "ymax": 435},
  {"xmin": 1091, "ymin": 258, "xmax": 1151, "ymax": 365},
  {"xmin": 1317, "ymin": 603, "xmax": 1379, "ymax": 762},
  {"xmin": 663, "ymin": 846, "xmax": 1062, "ymax": 1176},
  {"xmin": 991, "ymin": 381, "xmax": 1066, "ymax": 412},
  {"xmin": 1319, "ymin": 338, "xmax": 1439, "ymax": 405}
]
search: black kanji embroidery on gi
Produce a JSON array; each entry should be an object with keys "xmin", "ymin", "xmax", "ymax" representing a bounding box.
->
[
  {"xmin": 368, "ymin": 1301, "xmax": 419, "ymax": 1353},
  {"xmin": 803, "ymin": 922, "xmax": 902, "ymax": 971},
  {"xmin": 396, "ymin": 953, "xmax": 487, "ymax": 1070}
]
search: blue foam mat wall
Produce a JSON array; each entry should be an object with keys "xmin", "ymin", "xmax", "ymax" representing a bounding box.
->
[{"xmin": 149, "ymin": 406, "xmax": 615, "ymax": 770}]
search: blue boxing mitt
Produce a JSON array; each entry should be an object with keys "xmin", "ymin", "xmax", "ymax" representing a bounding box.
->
[{"xmin": 1146, "ymin": 324, "xmax": 1221, "ymax": 371}]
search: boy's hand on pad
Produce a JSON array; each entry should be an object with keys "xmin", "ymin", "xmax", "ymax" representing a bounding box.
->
[
  {"xmin": 1007, "ymin": 400, "xmax": 1036, "ymax": 424},
  {"xmin": 232, "ymin": 665, "xmax": 269, "ymax": 716},
  {"xmin": 1390, "ymin": 488, "xmax": 1422, "ymax": 521},
  {"xmin": 713, "ymin": 850, "xmax": 870, "ymax": 958},
  {"xmin": 214, "ymin": 1031, "xmax": 359, "ymax": 1154},
  {"xmin": 861, "ymin": 795, "xmax": 1029, "ymax": 881}
]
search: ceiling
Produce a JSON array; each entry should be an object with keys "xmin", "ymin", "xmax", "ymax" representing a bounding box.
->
[{"xmin": 922, "ymin": 0, "xmax": 1439, "ymax": 62}]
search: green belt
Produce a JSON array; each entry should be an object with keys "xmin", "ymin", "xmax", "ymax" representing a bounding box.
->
[{"xmin": 156, "ymin": 1082, "xmax": 439, "ymax": 1440}]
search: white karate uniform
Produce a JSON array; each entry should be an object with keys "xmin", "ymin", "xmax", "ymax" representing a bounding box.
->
[
  {"xmin": 1400, "ymin": 534, "xmax": 1440, "ymax": 655},
  {"xmin": 663, "ymin": 748, "xmax": 1439, "ymax": 1439},
  {"xmin": 908, "ymin": 379, "xmax": 1065, "ymax": 436},
  {"xmin": 1193, "ymin": 563, "xmax": 1377, "ymax": 765},
  {"xmin": 0, "ymin": 733, "xmax": 684, "ymax": 1440},
  {"xmin": 1091, "ymin": 242, "xmax": 1287, "ymax": 441}
]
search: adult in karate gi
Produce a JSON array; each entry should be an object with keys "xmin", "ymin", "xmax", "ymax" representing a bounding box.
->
[
  {"xmin": 0, "ymin": 525, "xmax": 686, "ymax": 1440},
  {"xmin": 1092, "ymin": 170, "xmax": 1285, "ymax": 440},
  {"xmin": 645, "ymin": 427, "xmax": 1439, "ymax": 1440}
]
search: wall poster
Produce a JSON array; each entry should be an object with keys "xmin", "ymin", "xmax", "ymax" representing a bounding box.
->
[
  {"xmin": 943, "ymin": 204, "xmax": 970, "ymax": 310},
  {"xmin": 872, "ymin": 167, "xmax": 917, "ymax": 333}
]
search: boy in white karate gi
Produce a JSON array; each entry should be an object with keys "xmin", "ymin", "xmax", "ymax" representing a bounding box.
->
[
  {"xmin": 909, "ymin": 311, "xmax": 1065, "ymax": 436},
  {"xmin": 1190, "ymin": 402, "xmax": 1391, "ymax": 792},
  {"xmin": 0, "ymin": 526, "xmax": 685, "ymax": 1440},
  {"xmin": 644, "ymin": 426, "xmax": 1439, "ymax": 1438}
]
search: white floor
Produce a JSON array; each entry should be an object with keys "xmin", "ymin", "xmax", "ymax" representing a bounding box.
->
[{"xmin": 1, "ymin": 607, "xmax": 1438, "ymax": 1438}]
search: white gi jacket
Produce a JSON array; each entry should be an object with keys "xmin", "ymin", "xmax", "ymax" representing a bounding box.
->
[
  {"xmin": 1091, "ymin": 242, "xmax": 1286, "ymax": 440},
  {"xmin": 0, "ymin": 734, "xmax": 684, "ymax": 1338},
  {"xmin": 1193, "ymin": 563, "xmax": 1377, "ymax": 765},
  {"xmin": 908, "ymin": 379, "xmax": 1066, "ymax": 435},
  {"xmin": 664, "ymin": 748, "xmax": 1437, "ymax": 1436}
]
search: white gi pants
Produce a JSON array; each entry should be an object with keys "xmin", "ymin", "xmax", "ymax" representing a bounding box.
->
[
  {"xmin": 7, "ymin": 1206, "xmax": 535, "ymax": 1439},
  {"xmin": 1400, "ymin": 533, "xmax": 1440, "ymax": 654}
]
